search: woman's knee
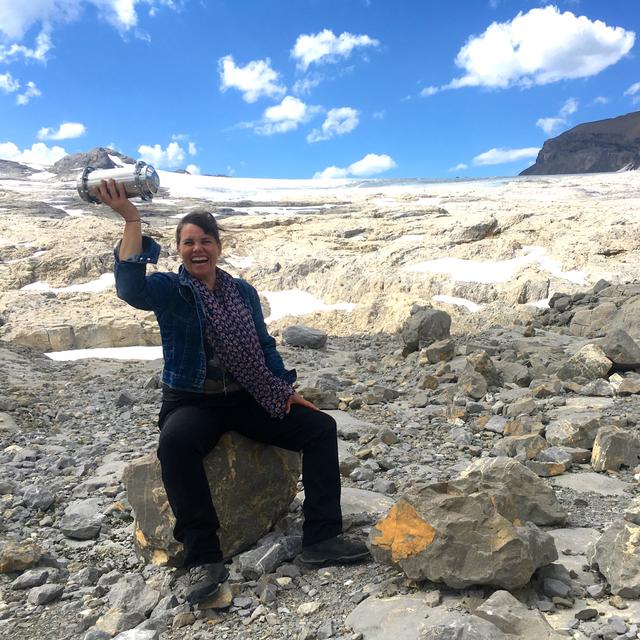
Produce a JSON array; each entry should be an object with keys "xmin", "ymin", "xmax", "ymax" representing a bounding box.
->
[
  {"xmin": 157, "ymin": 408, "xmax": 212, "ymax": 461},
  {"xmin": 308, "ymin": 410, "xmax": 337, "ymax": 441}
]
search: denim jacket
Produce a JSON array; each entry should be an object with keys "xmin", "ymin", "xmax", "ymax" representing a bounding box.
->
[{"xmin": 113, "ymin": 236, "xmax": 296, "ymax": 391}]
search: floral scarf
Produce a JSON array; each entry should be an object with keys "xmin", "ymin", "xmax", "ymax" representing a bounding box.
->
[{"xmin": 191, "ymin": 269, "xmax": 293, "ymax": 419}]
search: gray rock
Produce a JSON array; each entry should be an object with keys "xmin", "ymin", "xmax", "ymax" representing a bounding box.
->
[
  {"xmin": 556, "ymin": 344, "xmax": 612, "ymax": 381},
  {"xmin": 124, "ymin": 431, "xmax": 300, "ymax": 565},
  {"xmin": 466, "ymin": 350, "xmax": 501, "ymax": 387},
  {"xmin": 591, "ymin": 426, "xmax": 640, "ymax": 471},
  {"xmin": 282, "ymin": 325, "xmax": 328, "ymax": 349},
  {"xmin": 52, "ymin": 147, "xmax": 135, "ymax": 177},
  {"xmin": 237, "ymin": 543, "xmax": 286, "ymax": 579},
  {"xmin": 95, "ymin": 609, "xmax": 146, "ymax": 636},
  {"xmin": 545, "ymin": 410, "xmax": 604, "ymax": 449},
  {"xmin": 401, "ymin": 306, "xmax": 451, "ymax": 354},
  {"xmin": 11, "ymin": 567, "xmax": 50, "ymax": 590},
  {"xmin": 454, "ymin": 458, "xmax": 566, "ymax": 526},
  {"xmin": 552, "ymin": 472, "xmax": 631, "ymax": 496},
  {"xmin": 474, "ymin": 589, "xmax": 566, "ymax": 639},
  {"xmin": 578, "ymin": 379, "xmax": 615, "ymax": 397},
  {"xmin": 370, "ymin": 481, "xmax": 558, "ymax": 589},
  {"xmin": 108, "ymin": 574, "xmax": 160, "ymax": 616},
  {"xmin": 492, "ymin": 434, "xmax": 548, "ymax": 460},
  {"xmin": 22, "ymin": 485, "xmax": 55, "ymax": 511},
  {"xmin": 60, "ymin": 498, "xmax": 104, "ymax": 540},
  {"xmin": 588, "ymin": 520, "xmax": 640, "ymax": 597},
  {"xmin": 26, "ymin": 583, "xmax": 64, "ymax": 605},
  {"xmin": 457, "ymin": 366, "xmax": 488, "ymax": 400},
  {"xmin": 345, "ymin": 595, "xmax": 432, "ymax": 639},
  {"xmin": 112, "ymin": 630, "xmax": 159, "ymax": 640},
  {"xmin": 0, "ymin": 412, "xmax": 18, "ymax": 435},
  {"xmin": 424, "ymin": 339, "xmax": 455, "ymax": 363},
  {"xmin": 596, "ymin": 329, "xmax": 640, "ymax": 368}
]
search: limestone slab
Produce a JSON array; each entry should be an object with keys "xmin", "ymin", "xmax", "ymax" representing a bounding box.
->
[{"xmin": 551, "ymin": 473, "xmax": 631, "ymax": 496}]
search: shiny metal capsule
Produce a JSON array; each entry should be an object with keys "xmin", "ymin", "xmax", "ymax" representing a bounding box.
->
[{"xmin": 77, "ymin": 161, "xmax": 160, "ymax": 203}]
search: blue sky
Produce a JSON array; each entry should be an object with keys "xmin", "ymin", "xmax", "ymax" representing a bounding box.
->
[{"xmin": 0, "ymin": 1, "xmax": 638, "ymax": 179}]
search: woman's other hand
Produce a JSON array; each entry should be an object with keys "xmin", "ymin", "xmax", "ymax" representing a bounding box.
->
[
  {"xmin": 285, "ymin": 391, "xmax": 319, "ymax": 414},
  {"xmin": 93, "ymin": 179, "xmax": 139, "ymax": 221}
]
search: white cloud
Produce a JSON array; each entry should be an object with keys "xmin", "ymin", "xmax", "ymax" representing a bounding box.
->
[
  {"xmin": 250, "ymin": 96, "xmax": 319, "ymax": 136},
  {"xmin": 0, "ymin": 72, "xmax": 20, "ymax": 93},
  {"xmin": 218, "ymin": 54, "xmax": 286, "ymax": 103},
  {"xmin": 314, "ymin": 153, "xmax": 396, "ymax": 179},
  {"xmin": 188, "ymin": 142, "xmax": 196, "ymax": 156},
  {"xmin": 536, "ymin": 98, "xmax": 578, "ymax": 135},
  {"xmin": 307, "ymin": 107, "xmax": 359, "ymax": 143},
  {"xmin": 185, "ymin": 163, "xmax": 200, "ymax": 175},
  {"xmin": 593, "ymin": 96, "xmax": 609, "ymax": 105},
  {"xmin": 420, "ymin": 85, "xmax": 440, "ymax": 97},
  {"xmin": 473, "ymin": 147, "xmax": 540, "ymax": 166},
  {"xmin": 138, "ymin": 140, "xmax": 188, "ymax": 169},
  {"xmin": 449, "ymin": 163, "xmax": 468, "ymax": 171},
  {"xmin": 291, "ymin": 29, "xmax": 380, "ymax": 71},
  {"xmin": 445, "ymin": 6, "xmax": 635, "ymax": 90},
  {"xmin": 292, "ymin": 74, "xmax": 322, "ymax": 95},
  {"xmin": 373, "ymin": 110, "xmax": 385, "ymax": 120},
  {"xmin": 16, "ymin": 80, "xmax": 41, "ymax": 105},
  {"xmin": 0, "ymin": 141, "xmax": 67, "ymax": 165},
  {"xmin": 624, "ymin": 82, "xmax": 640, "ymax": 97},
  {"xmin": 0, "ymin": 2, "xmax": 175, "ymax": 63},
  {"xmin": 38, "ymin": 121, "xmax": 86, "ymax": 140},
  {"xmin": 536, "ymin": 117, "xmax": 563, "ymax": 135}
]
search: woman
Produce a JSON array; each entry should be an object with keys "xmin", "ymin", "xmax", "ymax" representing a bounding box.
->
[{"xmin": 99, "ymin": 179, "xmax": 368, "ymax": 605}]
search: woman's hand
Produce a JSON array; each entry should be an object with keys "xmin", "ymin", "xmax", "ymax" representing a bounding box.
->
[
  {"xmin": 93, "ymin": 179, "xmax": 140, "ymax": 221},
  {"xmin": 285, "ymin": 391, "xmax": 319, "ymax": 414}
]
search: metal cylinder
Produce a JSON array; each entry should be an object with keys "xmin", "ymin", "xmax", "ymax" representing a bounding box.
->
[{"xmin": 77, "ymin": 161, "xmax": 160, "ymax": 204}]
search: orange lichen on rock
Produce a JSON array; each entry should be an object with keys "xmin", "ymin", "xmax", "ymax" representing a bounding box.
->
[{"xmin": 372, "ymin": 501, "xmax": 437, "ymax": 562}]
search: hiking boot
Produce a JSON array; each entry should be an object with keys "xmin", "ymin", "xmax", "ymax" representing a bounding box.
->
[
  {"xmin": 186, "ymin": 562, "xmax": 230, "ymax": 605},
  {"xmin": 300, "ymin": 534, "xmax": 370, "ymax": 565}
]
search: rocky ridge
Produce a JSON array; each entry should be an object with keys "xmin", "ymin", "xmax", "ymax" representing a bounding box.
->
[{"xmin": 521, "ymin": 111, "xmax": 640, "ymax": 176}]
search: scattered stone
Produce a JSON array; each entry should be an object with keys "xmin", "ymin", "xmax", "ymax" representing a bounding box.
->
[
  {"xmin": 60, "ymin": 498, "xmax": 104, "ymax": 540},
  {"xmin": 0, "ymin": 540, "xmax": 43, "ymax": 573},
  {"xmin": 492, "ymin": 434, "xmax": 548, "ymax": 460},
  {"xmin": 22, "ymin": 485, "xmax": 55, "ymax": 511},
  {"xmin": 26, "ymin": 583, "xmax": 64, "ymax": 605},
  {"xmin": 597, "ymin": 329, "xmax": 640, "ymax": 368},
  {"xmin": 424, "ymin": 339, "xmax": 455, "ymax": 363},
  {"xmin": 237, "ymin": 543, "xmax": 286, "ymax": 580},
  {"xmin": 591, "ymin": 426, "xmax": 640, "ymax": 471},
  {"xmin": 283, "ymin": 325, "xmax": 328, "ymax": 349},
  {"xmin": 401, "ymin": 306, "xmax": 451, "ymax": 354},
  {"xmin": 297, "ymin": 601, "xmax": 322, "ymax": 616},
  {"xmin": 588, "ymin": 519, "xmax": 640, "ymax": 597},
  {"xmin": 556, "ymin": 344, "xmax": 613, "ymax": 381},
  {"xmin": 11, "ymin": 567, "xmax": 51, "ymax": 590},
  {"xmin": 575, "ymin": 608, "xmax": 599, "ymax": 621},
  {"xmin": 108, "ymin": 574, "xmax": 160, "ymax": 616}
]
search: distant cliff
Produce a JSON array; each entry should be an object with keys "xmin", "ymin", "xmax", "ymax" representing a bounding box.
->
[{"xmin": 521, "ymin": 111, "xmax": 640, "ymax": 176}]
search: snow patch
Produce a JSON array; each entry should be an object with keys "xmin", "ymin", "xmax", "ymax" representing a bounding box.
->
[
  {"xmin": 432, "ymin": 294, "xmax": 483, "ymax": 312},
  {"xmin": 261, "ymin": 289, "xmax": 356, "ymax": 323},
  {"xmin": 46, "ymin": 346, "xmax": 162, "ymax": 361},
  {"xmin": 21, "ymin": 273, "xmax": 114, "ymax": 293}
]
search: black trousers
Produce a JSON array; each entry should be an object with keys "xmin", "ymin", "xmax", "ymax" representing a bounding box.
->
[{"xmin": 157, "ymin": 390, "xmax": 343, "ymax": 568}]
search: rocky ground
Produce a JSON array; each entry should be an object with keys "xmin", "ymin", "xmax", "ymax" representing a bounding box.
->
[{"xmin": 1, "ymin": 160, "xmax": 640, "ymax": 639}]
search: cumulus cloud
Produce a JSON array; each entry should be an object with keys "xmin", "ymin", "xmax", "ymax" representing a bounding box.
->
[
  {"xmin": 0, "ymin": 141, "xmax": 67, "ymax": 165},
  {"xmin": 218, "ymin": 54, "xmax": 286, "ymax": 103},
  {"xmin": 185, "ymin": 163, "xmax": 200, "ymax": 175},
  {"xmin": 291, "ymin": 29, "xmax": 379, "ymax": 71},
  {"xmin": 314, "ymin": 153, "xmax": 396, "ymax": 179},
  {"xmin": 536, "ymin": 98, "xmax": 578, "ymax": 135},
  {"xmin": 437, "ymin": 6, "xmax": 634, "ymax": 92},
  {"xmin": 624, "ymin": 82, "xmax": 640, "ymax": 97},
  {"xmin": 0, "ymin": 71, "xmax": 20, "ymax": 93},
  {"xmin": 0, "ymin": 2, "xmax": 176, "ymax": 63},
  {"xmin": 16, "ymin": 81, "xmax": 41, "ymax": 105},
  {"xmin": 38, "ymin": 121, "xmax": 86, "ymax": 140},
  {"xmin": 449, "ymin": 163, "xmax": 468, "ymax": 172},
  {"xmin": 473, "ymin": 147, "xmax": 540, "ymax": 166},
  {"xmin": 593, "ymin": 96, "xmax": 609, "ymax": 105},
  {"xmin": 420, "ymin": 85, "xmax": 440, "ymax": 97},
  {"xmin": 292, "ymin": 74, "xmax": 322, "ymax": 96},
  {"xmin": 307, "ymin": 107, "xmax": 359, "ymax": 143},
  {"xmin": 138, "ymin": 140, "xmax": 191, "ymax": 169},
  {"xmin": 247, "ymin": 96, "xmax": 319, "ymax": 136}
]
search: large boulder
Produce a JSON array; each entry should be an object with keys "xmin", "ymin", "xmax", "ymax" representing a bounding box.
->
[
  {"xmin": 124, "ymin": 432, "xmax": 300, "ymax": 565},
  {"xmin": 596, "ymin": 329, "xmax": 640, "ymax": 370},
  {"xmin": 544, "ymin": 408, "xmax": 611, "ymax": 450},
  {"xmin": 588, "ymin": 518, "xmax": 640, "ymax": 598},
  {"xmin": 556, "ymin": 344, "xmax": 612, "ymax": 381},
  {"xmin": 369, "ymin": 484, "xmax": 557, "ymax": 589},
  {"xmin": 591, "ymin": 425, "xmax": 640, "ymax": 471},
  {"xmin": 282, "ymin": 325, "xmax": 327, "ymax": 349},
  {"xmin": 400, "ymin": 305, "xmax": 451, "ymax": 355}
]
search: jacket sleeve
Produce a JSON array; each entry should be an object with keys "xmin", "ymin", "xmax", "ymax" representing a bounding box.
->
[
  {"xmin": 113, "ymin": 236, "xmax": 173, "ymax": 311},
  {"xmin": 242, "ymin": 281, "xmax": 297, "ymax": 384}
]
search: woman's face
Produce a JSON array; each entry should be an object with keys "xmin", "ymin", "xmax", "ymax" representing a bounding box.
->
[{"xmin": 177, "ymin": 223, "xmax": 221, "ymax": 284}]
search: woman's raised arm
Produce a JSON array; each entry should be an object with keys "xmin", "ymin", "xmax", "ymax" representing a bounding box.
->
[{"xmin": 94, "ymin": 178, "xmax": 142, "ymax": 260}]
